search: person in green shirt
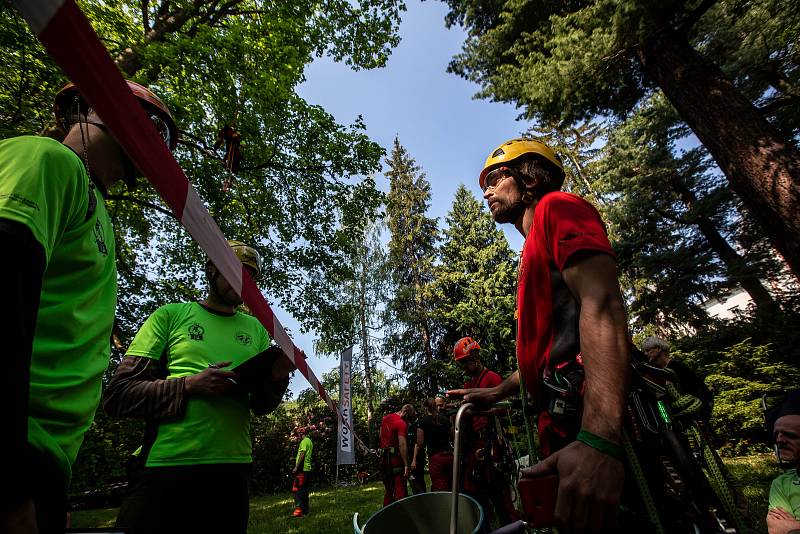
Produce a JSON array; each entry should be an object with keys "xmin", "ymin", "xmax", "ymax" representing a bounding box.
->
[
  {"xmin": 766, "ymin": 390, "xmax": 800, "ymax": 534},
  {"xmin": 104, "ymin": 240, "xmax": 295, "ymax": 534},
  {"xmin": 292, "ymin": 427, "xmax": 316, "ymax": 518},
  {"xmin": 0, "ymin": 81, "xmax": 177, "ymax": 534}
]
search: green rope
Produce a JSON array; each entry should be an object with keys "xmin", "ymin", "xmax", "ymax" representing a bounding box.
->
[
  {"xmin": 687, "ymin": 423, "xmax": 747, "ymax": 533},
  {"xmin": 664, "ymin": 383, "xmax": 702, "ymax": 418},
  {"xmin": 621, "ymin": 430, "xmax": 665, "ymax": 534},
  {"xmin": 518, "ymin": 370, "xmax": 538, "ymax": 464}
]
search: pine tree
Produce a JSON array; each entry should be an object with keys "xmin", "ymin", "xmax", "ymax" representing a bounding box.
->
[
  {"xmin": 596, "ymin": 95, "xmax": 781, "ymax": 329},
  {"xmin": 384, "ymin": 139, "xmax": 440, "ymax": 394},
  {"xmin": 431, "ymin": 186, "xmax": 518, "ymax": 382}
]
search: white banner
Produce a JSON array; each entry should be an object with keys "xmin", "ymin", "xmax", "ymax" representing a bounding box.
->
[{"xmin": 337, "ymin": 346, "xmax": 355, "ymax": 465}]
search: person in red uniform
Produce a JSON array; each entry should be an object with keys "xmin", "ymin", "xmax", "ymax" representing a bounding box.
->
[
  {"xmin": 453, "ymin": 336, "xmax": 517, "ymax": 526},
  {"xmin": 449, "ymin": 139, "xmax": 630, "ymax": 533},
  {"xmin": 414, "ymin": 397, "xmax": 453, "ymax": 491},
  {"xmin": 378, "ymin": 399, "xmax": 413, "ymax": 506}
]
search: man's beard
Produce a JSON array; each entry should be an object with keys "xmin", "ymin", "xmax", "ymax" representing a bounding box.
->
[{"xmin": 492, "ymin": 198, "xmax": 527, "ymax": 224}]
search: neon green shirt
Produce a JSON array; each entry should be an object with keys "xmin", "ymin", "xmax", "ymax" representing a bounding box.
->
[
  {"xmin": 769, "ymin": 470, "xmax": 800, "ymax": 518},
  {"xmin": 125, "ymin": 302, "xmax": 270, "ymax": 466},
  {"xmin": 0, "ymin": 136, "xmax": 117, "ymax": 483},
  {"xmin": 296, "ymin": 436, "xmax": 313, "ymax": 472}
]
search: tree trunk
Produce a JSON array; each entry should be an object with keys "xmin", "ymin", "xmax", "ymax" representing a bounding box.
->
[
  {"xmin": 358, "ymin": 260, "xmax": 377, "ymax": 448},
  {"xmin": 669, "ymin": 177, "xmax": 778, "ymax": 314},
  {"xmin": 636, "ymin": 29, "xmax": 800, "ymax": 281}
]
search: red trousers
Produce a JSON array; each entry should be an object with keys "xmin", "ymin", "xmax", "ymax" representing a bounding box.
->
[
  {"xmin": 380, "ymin": 456, "xmax": 406, "ymax": 506},
  {"xmin": 428, "ymin": 451, "xmax": 453, "ymax": 491}
]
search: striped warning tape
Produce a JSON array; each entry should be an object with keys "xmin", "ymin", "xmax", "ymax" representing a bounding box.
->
[{"xmin": 12, "ymin": 0, "xmax": 370, "ymax": 454}]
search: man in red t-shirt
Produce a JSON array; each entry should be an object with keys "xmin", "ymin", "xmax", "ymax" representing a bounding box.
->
[
  {"xmin": 453, "ymin": 337, "xmax": 517, "ymax": 526},
  {"xmin": 449, "ymin": 139, "xmax": 630, "ymax": 533},
  {"xmin": 378, "ymin": 399, "xmax": 412, "ymax": 506}
]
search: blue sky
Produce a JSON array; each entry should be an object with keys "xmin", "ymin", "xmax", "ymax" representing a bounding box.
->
[{"xmin": 282, "ymin": 0, "xmax": 529, "ymax": 396}]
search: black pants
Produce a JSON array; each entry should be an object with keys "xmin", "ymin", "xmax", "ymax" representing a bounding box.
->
[
  {"xmin": 25, "ymin": 446, "xmax": 67, "ymax": 534},
  {"xmin": 115, "ymin": 463, "xmax": 250, "ymax": 534},
  {"xmin": 294, "ymin": 471, "xmax": 311, "ymax": 514}
]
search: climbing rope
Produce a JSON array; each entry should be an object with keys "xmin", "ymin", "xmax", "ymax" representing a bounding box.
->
[{"xmin": 621, "ymin": 429, "xmax": 665, "ymax": 534}]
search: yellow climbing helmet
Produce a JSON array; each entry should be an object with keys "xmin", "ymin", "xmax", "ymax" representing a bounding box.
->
[
  {"xmin": 479, "ymin": 138, "xmax": 564, "ymax": 190},
  {"xmin": 228, "ymin": 240, "xmax": 263, "ymax": 277}
]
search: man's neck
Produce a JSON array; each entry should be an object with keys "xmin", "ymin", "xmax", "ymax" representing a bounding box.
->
[
  {"xmin": 201, "ymin": 293, "xmax": 236, "ymax": 314},
  {"xmin": 515, "ymin": 198, "xmax": 539, "ymax": 237},
  {"xmin": 63, "ymin": 125, "xmax": 125, "ymax": 191}
]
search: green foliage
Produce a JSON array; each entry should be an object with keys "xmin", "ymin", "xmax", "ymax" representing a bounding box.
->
[
  {"xmin": 443, "ymin": 0, "xmax": 800, "ymax": 134},
  {"xmin": 430, "ymin": 185, "xmax": 518, "ymax": 378},
  {"xmin": 384, "ymin": 139, "xmax": 440, "ymax": 393},
  {"xmin": 595, "ymin": 95, "xmax": 784, "ymax": 330},
  {"xmin": 672, "ymin": 304, "xmax": 800, "ymax": 454},
  {"xmin": 1, "ymin": 0, "xmax": 403, "ymax": 354},
  {"xmin": 724, "ymin": 453, "xmax": 783, "ymax": 533},
  {"xmin": 70, "ymin": 412, "xmax": 142, "ymax": 494}
]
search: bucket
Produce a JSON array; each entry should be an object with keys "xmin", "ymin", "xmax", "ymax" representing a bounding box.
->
[{"xmin": 353, "ymin": 491, "xmax": 484, "ymax": 534}]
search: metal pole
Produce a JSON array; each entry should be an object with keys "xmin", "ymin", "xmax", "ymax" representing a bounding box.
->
[{"xmin": 451, "ymin": 403, "xmax": 473, "ymax": 534}]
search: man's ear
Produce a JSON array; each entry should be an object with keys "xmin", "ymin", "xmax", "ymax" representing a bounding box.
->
[{"xmin": 204, "ymin": 262, "xmax": 216, "ymax": 281}]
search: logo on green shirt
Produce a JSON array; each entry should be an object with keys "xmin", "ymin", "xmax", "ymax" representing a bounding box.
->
[
  {"xmin": 189, "ymin": 323, "xmax": 205, "ymax": 340},
  {"xmin": 94, "ymin": 219, "xmax": 108, "ymax": 256},
  {"xmin": 235, "ymin": 331, "xmax": 252, "ymax": 346}
]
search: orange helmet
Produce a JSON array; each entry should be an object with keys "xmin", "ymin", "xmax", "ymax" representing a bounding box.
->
[
  {"xmin": 453, "ymin": 337, "xmax": 480, "ymax": 361},
  {"xmin": 54, "ymin": 80, "xmax": 178, "ymax": 151}
]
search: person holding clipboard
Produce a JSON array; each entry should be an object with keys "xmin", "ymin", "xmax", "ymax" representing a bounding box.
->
[{"xmin": 103, "ymin": 240, "xmax": 294, "ymax": 533}]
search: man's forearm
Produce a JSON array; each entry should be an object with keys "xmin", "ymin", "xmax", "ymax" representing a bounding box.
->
[
  {"xmin": 103, "ymin": 356, "xmax": 186, "ymax": 419},
  {"xmin": 398, "ymin": 437, "xmax": 409, "ymax": 467},
  {"xmin": 578, "ymin": 299, "xmax": 629, "ymax": 443},
  {"xmin": 495, "ymin": 370, "xmax": 520, "ymax": 400}
]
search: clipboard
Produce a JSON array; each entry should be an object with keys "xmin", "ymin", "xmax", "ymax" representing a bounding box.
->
[{"xmin": 230, "ymin": 346, "xmax": 282, "ymax": 392}]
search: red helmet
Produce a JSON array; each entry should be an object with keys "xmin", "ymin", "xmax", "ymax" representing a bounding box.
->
[
  {"xmin": 54, "ymin": 80, "xmax": 178, "ymax": 151},
  {"xmin": 453, "ymin": 337, "xmax": 480, "ymax": 361}
]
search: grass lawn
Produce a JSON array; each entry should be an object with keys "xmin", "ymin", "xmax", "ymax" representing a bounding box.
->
[
  {"xmin": 71, "ymin": 482, "xmax": 384, "ymax": 533},
  {"xmin": 71, "ymin": 454, "xmax": 785, "ymax": 533}
]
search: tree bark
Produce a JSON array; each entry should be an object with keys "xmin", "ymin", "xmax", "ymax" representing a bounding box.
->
[
  {"xmin": 636, "ymin": 28, "xmax": 800, "ymax": 281},
  {"xmin": 358, "ymin": 259, "xmax": 377, "ymax": 448}
]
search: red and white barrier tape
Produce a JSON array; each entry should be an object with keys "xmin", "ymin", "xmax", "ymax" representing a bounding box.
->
[{"xmin": 13, "ymin": 0, "xmax": 369, "ymax": 454}]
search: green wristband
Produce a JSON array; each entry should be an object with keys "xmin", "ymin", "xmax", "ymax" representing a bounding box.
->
[{"xmin": 576, "ymin": 429, "xmax": 623, "ymax": 460}]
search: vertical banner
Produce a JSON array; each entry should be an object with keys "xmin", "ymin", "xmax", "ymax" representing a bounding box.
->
[{"xmin": 337, "ymin": 346, "xmax": 355, "ymax": 465}]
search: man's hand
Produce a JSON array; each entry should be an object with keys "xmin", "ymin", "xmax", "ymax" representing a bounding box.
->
[
  {"xmin": 403, "ymin": 465, "xmax": 410, "ymax": 478},
  {"xmin": 184, "ymin": 361, "xmax": 237, "ymax": 396},
  {"xmin": 767, "ymin": 507, "xmax": 800, "ymax": 534},
  {"xmin": 410, "ymin": 461, "xmax": 417, "ymax": 471},
  {"xmin": 446, "ymin": 385, "xmax": 501, "ymax": 406},
  {"xmin": 523, "ymin": 440, "xmax": 624, "ymax": 532},
  {"xmin": 292, "ymin": 465, "xmax": 299, "ymax": 475}
]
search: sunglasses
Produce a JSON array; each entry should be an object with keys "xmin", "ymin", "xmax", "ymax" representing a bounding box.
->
[{"xmin": 482, "ymin": 166, "xmax": 516, "ymax": 192}]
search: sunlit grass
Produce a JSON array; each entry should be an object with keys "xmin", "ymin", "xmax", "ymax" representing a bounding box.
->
[{"xmin": 70, "ymin": 482, "xmax": 385, "ymax": 533}]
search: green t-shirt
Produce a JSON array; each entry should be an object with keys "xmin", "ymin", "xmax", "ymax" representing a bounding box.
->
[
  {"xmin": 126, "ymin": 302, "xmax": 271, "ymax": 466},
  {"xmin": 769, "ymin": 470, "xmax": 800, "ymax": 518},
  {"xmin": 0, "ymin": 136, "xmax": 117, "ymax": 483},
  {"xmin": 296, "ymin": 436, "xmax": 313, "ymax": 472}
]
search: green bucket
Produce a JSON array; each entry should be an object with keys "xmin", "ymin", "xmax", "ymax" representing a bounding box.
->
[{"xmin": 353, "ymin": 491, "xmax": 484, "ymax": 534}]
